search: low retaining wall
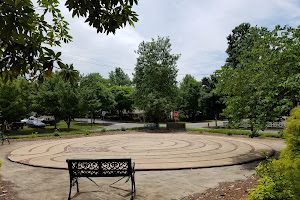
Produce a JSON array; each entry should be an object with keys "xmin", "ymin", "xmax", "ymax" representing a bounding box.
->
[{"xmin": 167, "ymin": 122, "xmax": 186, "ymax": 130}]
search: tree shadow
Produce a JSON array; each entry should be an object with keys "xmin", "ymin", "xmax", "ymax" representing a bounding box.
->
[{"xmin": 230, "ymin": 148, "xmax": 280, "ymax": 171}]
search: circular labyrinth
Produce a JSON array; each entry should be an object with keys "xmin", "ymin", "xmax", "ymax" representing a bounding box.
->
[{"xmin": 7, "ymin": 133, "xmax": 273, "ymax": 170}]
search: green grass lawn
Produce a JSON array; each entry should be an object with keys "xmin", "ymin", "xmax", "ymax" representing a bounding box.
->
[
  {"xmin": 6, "ymin": 121, "xmax": 102, "ymax": 136},
  {"xmin": 176, "ymin": 120, "xmax": 215, "ymax": 123},
  {"xmin": 187, "ymin": 128, "xmax": 283, "ymax": 138}
]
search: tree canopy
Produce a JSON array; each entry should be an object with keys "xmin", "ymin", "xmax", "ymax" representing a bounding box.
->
[
  {"xmin": 133, "ymin": 36, "xmax": 180, "ymax": 123},
  {"xmin": 225, "ymin": 23, "xmax": 251, "ymax": 68},
  {"xmin": 216, "ymin": 25, "xmax": 300, "ymax": 133},
  {"xmin": 199, "ymin": 75, "xmax": 225, "ymax": 124},
  {"xmin": 79, "ymin": 73, "xmax": 115, "ymax": 121},
  {"xmin": 65, "ymin": 0, "xmax": 138, "ymax": 34},
  {"xmin": 34, "ymin": 72, "xmax": 80, "ymax": 129},
  {"xmin": 110, "ymin": 85, "xmax": 134, "ymax": 120},
  {"xmin": 0, "ymin": 77, "xmax": 31, "ymax": 130},
  {"xmin": 109, "ymin": 67, "xmax": 131, "ymax": 86},
  {"xmin": 0, "ymin": 0, "xmax": 139, "ymax": 81},
  {"xmin": 178, "ymin": 75, "xmax": 202, "ymax": 121}
]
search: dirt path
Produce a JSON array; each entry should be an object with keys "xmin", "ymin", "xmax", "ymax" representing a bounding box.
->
[{"xmin": 0, "ymin": 132, "xmax": 285, "ymax": 200}]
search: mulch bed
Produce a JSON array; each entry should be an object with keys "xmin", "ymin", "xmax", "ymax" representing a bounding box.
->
[
  {"xmin": 0, "ymin": 177, "xmax": 20, "ymax": 200},
  {"xmin": 178, "ymin": 176, "xmax": 257, "ymax": 200}
]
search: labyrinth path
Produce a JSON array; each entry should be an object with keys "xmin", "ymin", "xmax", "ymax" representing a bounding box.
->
[{"xmin": 7, "ymin": 133, "xmax": 273, "ymax": 170}]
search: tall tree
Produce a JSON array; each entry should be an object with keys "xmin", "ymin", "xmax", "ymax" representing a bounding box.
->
[
  {"xmin": 109, "ymin": 67, "xmax": 131, "ymax": 86},
  {"xmin": 35, "ymin": 72, "xmax": 80, "ymax": 129},
  {"xmin": 0, "ymin": 77, "xmax": 32, "ymax": 131},
  {"xmin": 0, "ymin": 0, "xmax": 139, "ymax": 81},
  {"xmin": 133, "ymin": 36, "xmax": 180, "ymax": 123},
  {"xmin": 34, "ymin": 74, "xmax": 61, "ymax": 129},
  {"xmin": 110, "ymin": 86, "xmax": 135, "ymax": 120},
  {"xmin": 79, "ymin": 73, "xmax": 115, "ymax": 123},
  {"xmin": 199, "ymin": 75, "xmax": 225, "ymax": 126},
  {"xmin": 56, "ymin": 78, "xmax": 80, "ymax": 129},
  {"xmin": 178, "ymin": 75, "xmax": 202, "ymax": 121}
]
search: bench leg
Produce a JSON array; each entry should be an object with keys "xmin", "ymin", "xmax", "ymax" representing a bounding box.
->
[
  {"xmin": 76, "ymin": 178, "xmax": 79, "ymax": 192},
  {"xmin": 1, "ymin": 138, "xmax": 9, "ymax": 145},
  {"xmin": 131, "ymin": 174, "xmax": 135, "ymax": 199},
  {"xmin": 68, "ymin": 177, "xmax": 79, "ymax": 200},
  {"xmin": 68, "ymin": 182, "xmax": 72, "ymax": 200}
]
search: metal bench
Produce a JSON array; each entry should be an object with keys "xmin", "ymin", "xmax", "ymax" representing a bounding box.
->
[
  {"xmin": 146, "ymin": 123, "xmax": 159, "ymax": 130},
  {"xmin": 66, "ymin": 158, "xmax": 135, "ymax": 200},
  {"xmin": 0, "ymin": 132, "xmax": 10, "ymax": 145}
]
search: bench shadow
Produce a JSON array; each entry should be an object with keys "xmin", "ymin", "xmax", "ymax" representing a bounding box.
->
[
  {"xmin": 109, "ymin": 185, "xmax": 133, "ymax": 197},
  {"xmin": 72, "ymin": 188, "xmax": 133, "ymax": 199}
]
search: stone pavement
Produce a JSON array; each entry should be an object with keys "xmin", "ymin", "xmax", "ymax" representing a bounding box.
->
[
  {"xmin": 8, "ymin": 132, "xmax": 273, "ymax": 170},
  {"xmin": 0, "ymin": 132, "xmax": 285, "ymax": 200}
]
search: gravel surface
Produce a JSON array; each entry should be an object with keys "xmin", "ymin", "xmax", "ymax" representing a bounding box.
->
[{"xmin": 178, "ymin": 175, "xmax": 258, "ymax": 200}]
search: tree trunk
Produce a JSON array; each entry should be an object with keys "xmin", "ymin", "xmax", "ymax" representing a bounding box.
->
[
  {"xmin": 119, "ymin": 110, "xmax": 123, "ymax": 120},
  {"xmin": 54, "ymin": 116, "xmax": 57, "ymax": 129},
  {"xmin": 90, "ymin": 113, "xmax": 93, "ymax": 127},
  {"xmin": 1, "ymin": 120, "xmax": 6, "ymax": 132},
  {"xmin": 67, "ymin": 116, "xmax": 71, "ymax": 130},
  {"xmin": 215, "ymin": 112, "xmax": 218, "ymax": 127}
]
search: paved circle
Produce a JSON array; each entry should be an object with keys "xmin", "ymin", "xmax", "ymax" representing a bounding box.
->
[{"xmin": 7, "ymin": 133, "xmax": 273, "ymax": 170}]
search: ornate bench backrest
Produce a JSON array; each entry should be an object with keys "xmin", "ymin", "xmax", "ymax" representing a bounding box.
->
[{"xmin": 66, "ymin": 158, "xmax": 132, "ymax": 177}]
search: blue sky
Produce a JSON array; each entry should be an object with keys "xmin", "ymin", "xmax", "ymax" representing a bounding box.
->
[{"xmin": 53, "ymin": 0, "xmax": 300, "ymax": 82}]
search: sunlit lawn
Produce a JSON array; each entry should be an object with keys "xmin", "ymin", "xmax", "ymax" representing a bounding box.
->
[
  {"xmin": 176, "ymin": 120, "xmax": 215, "ymax": 123},
  {"xmin": 7, "ymin": 121, "xmax": 102, "ymax": 136}
]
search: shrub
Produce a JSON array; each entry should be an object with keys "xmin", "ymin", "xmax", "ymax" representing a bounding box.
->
[
  {"xmin": 31, "ymin": 132, "xmax": 38, "ymax": 138},
  {"xmin": 53, "ymin": 131, "xmax": 60, "ymax": 136},
  {"xmin": 121, "ymin": 126, "xmax": 126, "ymax": 131},
  {"xmin": 101, "ymin": 128, "xmax": 106, "ymax": 132},
  {"xmin": 179, "ymin": 113, "xmax": 188, "ymax": 121},
  {"xmin": 249, "ymin": 130, "xmax": 260, "ymax": 138},
  {"xmin": 278, "ymin": 130, "xmax": 284, "ymax": 138},
  {"xmin": 283, "ymin": 106, "xmax": 300, "ymax": 156},
  {"xmin": 246, "ymin": 106, "xmax": 300, "ymax": 200}
]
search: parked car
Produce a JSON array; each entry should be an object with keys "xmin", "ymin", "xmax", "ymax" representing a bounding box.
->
[
  {"xmin": 21, "ymin": 116, "xmax": 40, "ymax": 125},
  {"xmin": 41, "ymin": 118, "xmax": 56, "ymax": 126},
  {"xmin": 8, "ymin": 122, "xmax": 25, "ymax": 130},
  {"xmin": 21, "ymin": 118, "xmax": 29, "ymax": 125},
  {"xmin": 27, "ymin": 120, "xmax": 46, "ymax": 128}
]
